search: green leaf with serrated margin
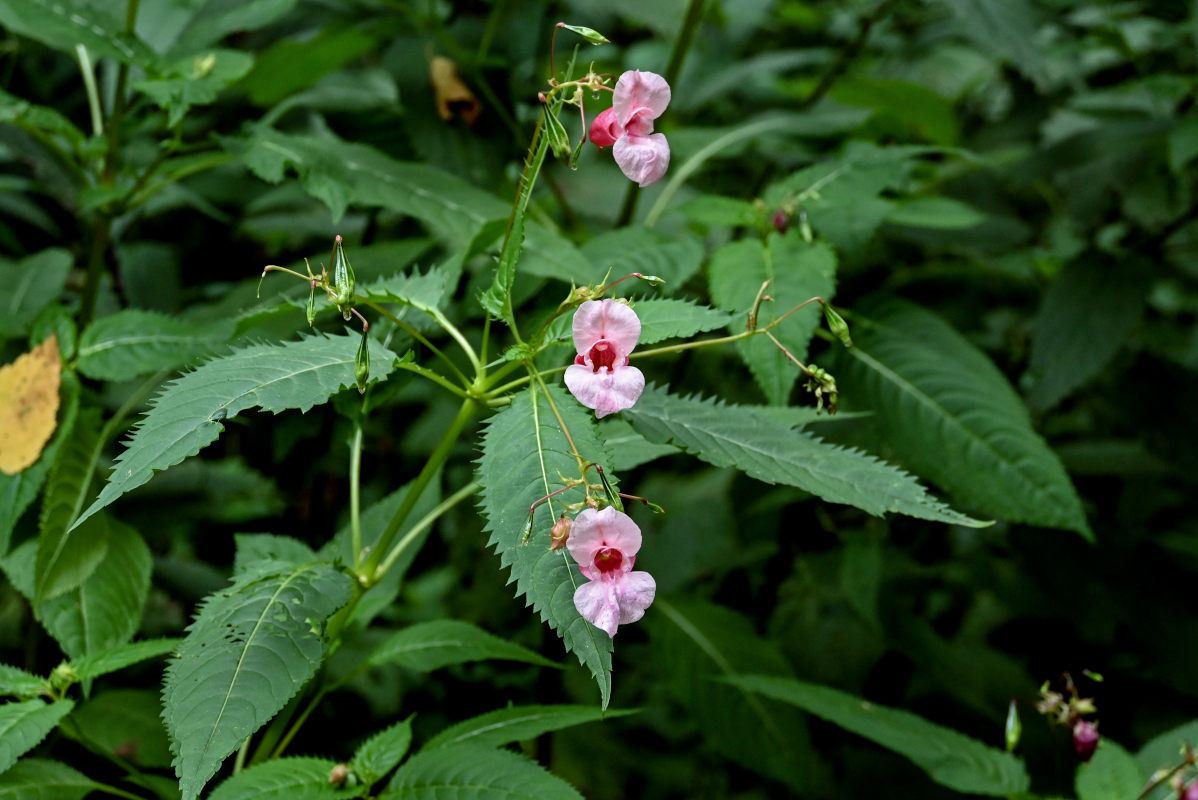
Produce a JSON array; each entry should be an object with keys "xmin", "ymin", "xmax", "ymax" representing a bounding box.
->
[
  {"xmin": 36, "ymin": 409, "xmax": 106, "ymax": 601},
  {"xmin": 479, "ymin": 212, "xmax": 523, "ymax": 320},
  {"xmin": 66, "ymin": 638, "xmax": 180, "ymax": 681},
  {"xmin": 352, "ymin": 716, "xmax": 413, "ymax": 785},
  {"xmin": 726, "ymin": 673, "xmax": 1030, "ymax": 795},
  {"xmin": 835, "ymin": 297, "xmax": 1089, "ymax": 536},
  {"xmin": 0, "ymin": 249, "xmax": 72, "ymax": 339},
  {"xmin": 383, "ymin": 744, "xmax": 583, "ymax": 799},
  {"xmin": 72, "ymin": 333, "xmax": 398, "ymax": 530},
  {"xmin": 76, "ymin": 310, "xmax": 234, "ymax": 382},
  {"xmin": 574, "ymin": 225, "xmax": 704, "ymax": 292},
  {"xmin": 4, "ymin": 517, "xmax": 151, "ymax": 660},
  {"xmin": 634, "ymin": 299, "xmax": 733, "ymax": 345},
  {"xmin": 207, "ymin": 756, "xmax": 358, "ymax": 800},
  {"xmin": 232, "ymin": 534, "xmax": 316, "ymax": 577},
  {"xmin": 133, "ymin": 49, "xmax": 253, "ymax": 127},
  {"xmin": 0, "ymin": 0, "xmax": 158, "ymax": 67},
  {"xmin": 0, "ymin": 90, "xmax": 85, "ymax": 153},
  {"xmin": 0, "ymin": 699, "xmax": 74, "ymax": 776},
  {"xmin": 0, "ymin": 666, "xmax": 44, "ymax": 700},
  {"xmin": 65, "ymin": 689, "xmax": 171, "ymax": 769},
  {"xmin": 423, "ymin": 704, "xmax": 637, "ymax": 751},
  {"xmin": 357, "ymin": 259, "xmax": 461, "ymax": 315},
  {"xmin": 709, "ymin": 234, "xmax": 836, "ymax": 405},
  {"xmin": 0, "ymin": 758, "xmax": 99, "ymax": 800},
  {"xmin": 1076, "ymin": 741, "xmax": 1144, "ymax": 800},
  {"xmin": 476, "ymin": 386, "xmax": 616, "ymax": 707},
  {"xmin": 162, "ymin": 562, "xmax": 353, "ymax": 800},
  {"xmin": 367, "ymin": 620, "xmax": 559, "ymax": 672},
  {"xmin": 598, "ymin": 418, "xmax": 679, "ymax": 470},
  {"xmin": 623, "ymin": 385, "xmax": 986, "ymax": 526}
]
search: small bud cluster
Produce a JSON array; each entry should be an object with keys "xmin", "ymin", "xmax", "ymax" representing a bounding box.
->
[{"xmin": 1035, "ymin": 671, "xmax": 1102, "ymax": 762}]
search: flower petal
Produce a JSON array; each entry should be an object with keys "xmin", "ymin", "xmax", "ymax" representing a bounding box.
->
[
  {"xmin": 613, "ymin": 70, "xmax": 670, "ymax": 133},
  {"xmin": 567, "ymin": 506, "xmax": 643, "ymax": 569},
  {"xmin": 613, "ymin": 133, "xmax": 670, "ymax": 187},
  {"xmin": 573, "ymin": 570, "xmax": 656, "ymax": 637},
  {"xmin": 614, "ymin": 570, "xmax": 656, "ymax": 625},
  {"xmin": 571, "ymin": 299, "xmax": 641, "ymax": 356},
  {"xmin": 589, "ymin": 107, "xmax": 622, "ymax": 148},
  {"xmin": 564, "ymin": 362, "xmax": 645, "ymax": 418}
]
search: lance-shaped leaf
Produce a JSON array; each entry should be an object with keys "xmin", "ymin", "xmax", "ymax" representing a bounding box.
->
[
  {"xmin": 423, "ymin": 704, "xmax": 638, "ymax": 751},
  {"xmin": 623, "ymin": 385, "xmax": 986, "ymax": 526},
  {"xmin": 383, "ymin": 744, "xmax": 583, "ymax": 799},
  {"xmin": 76, "ymin": 310, "xmax": 234, "ymax": 382},
  {"xmin": 352, "ymin": 716, "xmax": 413, "ymax": 785},
  {"xmin": 836, "ymin": 297, "xmax": 1090, "ymax": 536},
  {"xmin": 708, "ymin": 234, "xmax": 837, "ymax": 405},
  {"xmin": 0, "ymin": 666, "xmax": 45, "ymax": 700},
  {"xmin": 65, "ymin": 638, "xmax": 180, "ymax": 682},
  {"xmin": 3, "ymin": 517, "xmax": 151, "ymax": 661},
  {"xmin": 206, "ymin": 756, "xmax": 358, "ymax": 800},
  {"xmin": 476, "ymin": 386, "xmax": 617, "ymax": 707},
  {"xmin": 0, "ymin": 758, "xmax": 100, "ymax": 800},
  {"xmin": 726, "ymin": 674, "xmax": 1030, "ymax": 796},
  {"xmin": 367, "ymin": 620, "xmax": 559, "ymax": 672},
  {"xmin": 633, "ymin": 299, "xmax": 733, "ymax": 345},
  {"xmin": 0, "ymin": 699, "xmax": 74, "ymax": 775},
  {"xmin": 161, "ymin": 562, "xmax": 353, "ymax": 800},
  {"xmin": 73, "ymin": 333, "xmax": 397, "ymax": 530}
]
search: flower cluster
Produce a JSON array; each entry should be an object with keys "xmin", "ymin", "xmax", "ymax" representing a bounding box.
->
[
  {"xmin": 589, "ymin": 70, "xmax": 671, "ymax": 187},
  {"xmin": 564, "ymin": 298, "xmax": 645, "ymax": 418},
  {"xmin": 565, "ymin": 506, "xmax": 655, "ymax": 637}
]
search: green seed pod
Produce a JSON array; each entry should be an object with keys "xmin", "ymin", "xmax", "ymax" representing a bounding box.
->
[
  {"xmin": 306, "ymin": 282, "xmax": 317, "ymax": 327},
  {"xmin": 1004, "ymin": 700, "xmax": 1022, "ymax": 752},
  {"xmin": 354, "ymin": 330, "xmax": 370, "ymax": 394},
  {"xmin": 331, "ymin": 234, "xmax": 356, "ymax": 308},
  {"xmin": 823, "ymin": 302, "xmax": 853, "ymax": 348}
]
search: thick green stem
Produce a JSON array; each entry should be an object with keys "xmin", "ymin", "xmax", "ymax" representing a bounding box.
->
[
  {"xmin": 349, "ymin": 421, "xmax": 364, "ymax": 572},
  {"xmin": 373, "ymin": 481, "xmax": 480, "ymax": 578}
]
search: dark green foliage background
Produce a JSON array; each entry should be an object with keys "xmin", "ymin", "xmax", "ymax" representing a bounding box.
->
[{"xmin": 1, "ymin": 0, "xmax": 1197, "ymax": 798}]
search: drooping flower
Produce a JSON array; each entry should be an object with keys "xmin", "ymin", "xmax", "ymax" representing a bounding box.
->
[
  {"xmin": 566, "ymin": 506, "xmax": 655, "ymax": 637},
  {"xmin": 563, "ymin": 299, "xmax": 645, "ymax": 418},
  {"xmin": 1071, "ymin": 720, "xmax": 1099, "ymax": 762},
  {"xmin": 588, "ymin": 70, "xmax": 671, "ymax": 187}
]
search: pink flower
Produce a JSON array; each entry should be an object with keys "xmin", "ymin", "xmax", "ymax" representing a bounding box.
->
[
  {"xmin": 567, "ymin": 506, "xmax": 655, "ymax": 637},
  {"xmin": 563, "ymin": 299, "xmax": 645, "ymax": 418},
  {"xmin": 588, "ymin": 70, "xmax": 671, "ymax": 187}
]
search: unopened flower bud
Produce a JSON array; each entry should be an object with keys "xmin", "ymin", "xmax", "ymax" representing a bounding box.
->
[
  {"xmin": 1004, "ymin": 700, "xmax": 1021, "ymax": 752},
  {"xmin": 772, "ymin": 209, "xmax": 790, "ymax": 234},
  {"xmin": 1072, "ymin": 720, "xmax": 1100, "ymax": 762},
  {"xmin": 328, "ymin": 763, "xmax": 349, "ymax": 785},
  {"xmin": 550, "ymin": 514, "xmax": 572, "ymax": 550}
]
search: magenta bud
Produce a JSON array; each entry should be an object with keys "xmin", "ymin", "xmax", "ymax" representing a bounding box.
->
[
  {"xmin": 1072, "ymin": 720, "xmax": 1100, "ymax": 762},
  {"xmin": 772, "ymin": 209, "xmax": 790, "ymax": 234}
]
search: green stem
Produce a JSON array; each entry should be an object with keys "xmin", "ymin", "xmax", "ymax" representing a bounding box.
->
[
  {"xmin": 103, "ymin": 0, "xmax": 140, "ymax": 182},
  {"xmin": 269, "ymin": 686, "xmax": 328, "ymax": 760},
  {"xmin": 75, "ymin": 45, "xmax": 102, "ymax": 137},
  {"xmin": 349, "ymin": 420, "xmax": 364, "ymax": 572},
  {"xmin": 615, "ymin": 0, "xmax": 706, "ymax": 227},
  {"xmin": 361, "ymin": 300, "xmax": 471, "ymax": 386},
  {"xmin": 232, "ymin": 737, "xmax": 250, "ymax": 775},
  {"xmin": 373, "ymin": 481, "xmax": 480, "ymax": 578},
  {"xmin": 394, "ymin": 361, "xmax": 470, "ymax": 398},
  {"xmin": 78, "ymin": 215, "xmax": 111, "ymax": 329},
  {"xmin": 358, "ymin": 398, "xmax": 477, "ymax": 584}
]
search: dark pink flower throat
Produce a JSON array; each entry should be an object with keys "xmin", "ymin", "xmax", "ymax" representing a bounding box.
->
[{"xmin": 594, "ymin": 547, "xmax": 624, "ymax": 574}]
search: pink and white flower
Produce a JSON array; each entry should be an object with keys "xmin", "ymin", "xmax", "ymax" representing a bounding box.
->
[
  {"xmin": 589, "ymin": 70, "xmax": 671, "ymax": 187},
  {"xmin": 567, "ymin": 506, "xmax": 655, "ymax": 637},
  {"xmin": 563, "ymin": 299, "xmax": 645, "ymax": 418}
]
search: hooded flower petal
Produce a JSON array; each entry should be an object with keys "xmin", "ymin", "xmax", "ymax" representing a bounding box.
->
[
  {"xmin": 564, "ymin": 362, "xmax": 645, "ymax": 418},
  {"xmin": 573, "ymin": 570, "xmax": 656, "ymax": 637},
  {"xmin": 589, "ymin": 107, "xmax": 622, "ymax": 148},
  {"xmin": 572, "ymin": 299, "xmax": 641, "ymax": 357},
  {"xmin": 613, "ymin": 70, "xmax": 671, "ymax": 136},
  {"xmin": 613, "ymin": 132, "xmax": 671, "ymax": 187}
]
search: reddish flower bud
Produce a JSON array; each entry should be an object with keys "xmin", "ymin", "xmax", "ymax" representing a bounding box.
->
[
  {"xmin": 550, "ymin": 513, "xmax": 572, "ymax": 550},
  {"xmin": 1072, "ymin": 720, "xmax": 1100, "ymax": 762},
  {"xmin": 772, "ymin": 209, "xmax": 790, "ymax": 234},
  {"xmin": 328, "ymin": 763, "xmax": 349, "ymax": 785}
]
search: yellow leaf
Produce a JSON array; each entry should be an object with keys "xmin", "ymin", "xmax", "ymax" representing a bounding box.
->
[{"xmin": 0, "ymin": 334, "xmax": 62, "ymax": 474}]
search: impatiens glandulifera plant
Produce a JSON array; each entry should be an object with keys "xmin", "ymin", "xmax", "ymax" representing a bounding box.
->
[
  {"xmin": 564, "ymin": 298, "xmax": 646, "ymax": 417},
  {"xmin": 566, "ymin": 506, "xmax": 656, "ymax": 637},
  {"xmin": 589, "ymin": 70, "xmax": 672, "ymax": 186}
]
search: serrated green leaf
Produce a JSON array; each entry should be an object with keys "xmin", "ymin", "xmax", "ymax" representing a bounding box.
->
[
  {"xmin": 357, "ymin": 259, "xmax": 461, "ymax": 316},
  {"xmin": 479, "ymin": 212, "xmax": 523, "ymax": 321},
  {"xmin": 352, "ymin": 716, "xmax": 412, "ymax": 785},
  {"xmin": 423, "ymin": 705, "xmax": 637, "ymax": 751},
  {"xmin": 634, "ymin": 299, "xmax": 733, "ymax": 345},
  {"xmin": 0, "ymin": 249, "xmax": 72, "ymax": 340},
  {"xmin": 623, "ymin": 385, "xmax": 986, "ymax": 526},
  {"xmin": 383, "ymin": 744, "xmax": 583, "ymax": 799},
  {"xmin": 1026, "ymin": 258, "xmax": 1151, "ymax": 412},
  {"xmin": 0, "ymin": 699, "xmax": 74, "ymax": 775},
  {"xmin": 76, "ymin": 310, "xmax": 234, "ymax": 382},
  {"xmin": 367, "ymin": 620, "xmax": 559, "ymax": 672},
  {"xmin": 0, "ymin": 0, "xmax": 158, "ymax": 67},
  {"xmin": 575, "ymin": 225, "xmax": 704, "ymax": 292},
  {"xmin": 133, "ymin": 49, "xmax": 254, "ymax": 127},
  {"xmin": 1076, "ymin": 741, "xmax": 1145, "ymax": 800},
  {"xmin": 207, "ymin": 756, "xmax": 357, "ymax": 800},
  {"xmin": 66, "ymin": 637, "xmax": 180, "ymax": 682},
  {"xmin": 0, "ymin": 666, "xmax": 45, "ymax": 700},
  {"xmin": 0, "ymin": 90, "xmax": 85, "ymax": 153},
  {"xmin": 225, "ymin": 127, "xmax": 586, "ymax": 280},
  {"xmin": 64, "ymin": 689, "xmax": 171, "ymax": 768},
  {"xmin": 476, "ymin": 386, "xmax": 616, "ymax": 707},
  {"xmin": 0, "ymin": 758, "xmax": 99, "ymax": 800},
  {"xmin": 233, "ymin": 534, "xmax": 317, "ymax": 576},
  {"xmin": 649, "ymin": 599, "xmax": 817, "ymax": 791},
  {"xmin": 726, "ymin": 673, "xmax": 1030, "ymax": 795},
  {"xmin": 35, "ymin": 409, "xmax": 106, "ymax": 601},
  {"xmin": 162, "ymin": 562, "xmax": 354, "ymax": 800},
  {"xmin": 73, "ymin": 333, "xmax": 398, "ymax": 530},
  {"xmin": 3, "ymin": 517, "xmax": 151, "ymax": 660},
  {"xmin": 836, "ymin": 297, "xmax": 1090, "ymax": 536},
  {"xmin": 598, "ymin": 418, "xmax": 679, "ymax": 470},
  {"xmin": 708, "ymin": 235, "xmax": 837, "ymax": 404}
]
